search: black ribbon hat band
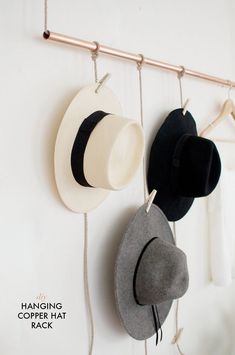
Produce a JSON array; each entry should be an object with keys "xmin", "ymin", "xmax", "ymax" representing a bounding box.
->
[
  {"xmin": 133, "ymin": 237, "xmax": 163, "ymax": 346},
  {"xmin": 71, "ymin": 111, "xmax": 109, "ymax": 187}
]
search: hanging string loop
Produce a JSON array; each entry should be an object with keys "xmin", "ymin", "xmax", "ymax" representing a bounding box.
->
[
  {"xmin": 137, "ymin": 53, "xmax": 145, "ymax": 71},
  {"xmin": 92, "ymin": 41, "xmax": 100, "ymax": 57},
  {"xmin": 136, "ymin": 53, "xmax": 147, "ymax": 202},
  {"xmin": 177, "ymin": 65, "xmax": 185, "ymax": 80},
  {"xmin": 177, "ymin": 65, "xmax": 185, "ymax": 108},
  {"xmin": 91, "ymin": 41, "xmax": 100, "ymax": 83},
  {"xmin": 136, "ymin": 53, "xmax": 148, "ymax": 355},
  {"xmin": 172, "ymin": 71, "xmax": 187, "ymax": 355},
  {"xmin": 177, "ymin": 65, "xmax": 190, "ymax": 116}
]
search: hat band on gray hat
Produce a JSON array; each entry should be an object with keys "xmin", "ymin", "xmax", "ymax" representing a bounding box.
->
[
  {"xmin": 71, "ymin": 111, "xmax": 109, "ymax": 187},
  {"xmin": 133, "ymin": 237, "xmax": 157, "ymax": 306},
  {"xmin": 133, "ymin": 237, "xmax": 163, "ymax": 346}
]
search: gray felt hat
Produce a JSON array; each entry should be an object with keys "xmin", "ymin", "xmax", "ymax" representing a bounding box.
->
[{"xmin": 114, "ymin": 203, "xmax": 189, "ymax": 341}]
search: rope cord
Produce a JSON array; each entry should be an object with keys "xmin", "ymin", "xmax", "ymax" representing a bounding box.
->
[
  {"xmin": 44, "ymin": 0, "xmax": 48, "ymax": 32},
  {"xmin": 137, "ymin": 55, "xmax": 148, "ymax": 355},
  {"xmin": 81, "ymin": 51, "xmax": 103, "ymax": 355},
  {"xmin": 91, "ymin": 41, "xmax": 100, "ymax": 83},
  {"xmin": 137, "ymin": 56, "xmax": 148, "ymax": 202},
  {"xmin": 172, "ymin": 223, "xmax": 185, "ymax": 355},
  {"xmin": 171, "ymin": 73, "xmax": 186, "ymax": 355},
  {"xmin": 43, "ymin": 1, "xmax": 184, "ymax": 353},
  {"xmin": 83, "ymin": 213, "xmax": 95, "ymax": 355},
  {"xmin": 44, "ymin": 2, "xmax": 95, "ymax": 354},
  {"xmin": 177, "ymin": 66, "xmax": 185, "ymax": 108}
]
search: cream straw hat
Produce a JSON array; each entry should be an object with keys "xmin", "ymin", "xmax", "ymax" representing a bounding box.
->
[{"xmin": 54, "ymin": 84, "xmax": 144, "ymax": 213}]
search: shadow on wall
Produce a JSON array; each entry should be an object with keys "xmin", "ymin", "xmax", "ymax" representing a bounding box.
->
[
  {"xmin": 199, "ymin": 312, "xmax": 233, "ymax": 355},
  {"xmin": 42, "ymin": 89, "xmax": 79, "ymax": 206},
  {"xmin": 224, "ymin": 294, "xmax": 235, "ymax": 355},
  {"xmin": 96, "ymin": 205, "xmax": 138, "ymax": 336},
  {"xmin": 187, "ymin": 287, "xmax": 235, "ymax": 355}
]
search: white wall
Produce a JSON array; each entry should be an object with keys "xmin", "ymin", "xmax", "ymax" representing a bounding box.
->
[{"xmin": 1, "ymin": 1, "xmax": 235, "ymax": 354}]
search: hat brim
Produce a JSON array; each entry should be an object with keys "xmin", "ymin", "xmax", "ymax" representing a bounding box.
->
[
  {"xmin": 114, "ymin": 203, "xmax": 175, "ymax": 340},
  {"xmin": 147, "ymin": 109, "xmax": 197, "ymax": 221},
  {"xmin": 154, "ymin": 187, "xmax": 194, "ymax": 222},
  {"xmin": 54, "ymin": 84, "xmax": 122, "ymax": 213}
]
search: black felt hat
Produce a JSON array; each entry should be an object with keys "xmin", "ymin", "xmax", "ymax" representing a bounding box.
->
[{"xmin": 147, "ymin": 109, "xmax": 221, "ymax": 221}]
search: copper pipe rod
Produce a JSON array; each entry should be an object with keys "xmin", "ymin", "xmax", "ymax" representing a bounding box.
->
[{"xmin": 43, "ymin": 30, "xmax": 235, "ymax": 88}]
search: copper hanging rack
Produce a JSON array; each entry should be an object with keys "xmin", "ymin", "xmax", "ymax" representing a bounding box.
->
[{"xmin": 43, "ymin": 30, "xmax": 235, "ymax": 88}]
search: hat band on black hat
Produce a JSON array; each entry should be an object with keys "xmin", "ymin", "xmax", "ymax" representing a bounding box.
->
[{"xmin": 71, "ymin": 111, "xmax": 109, "ymax": 187}]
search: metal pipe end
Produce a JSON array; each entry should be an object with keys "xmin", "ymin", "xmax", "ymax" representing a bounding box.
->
[{"xmin": 43, "ymin": 30, "xmax": 50, "ymax": 39}]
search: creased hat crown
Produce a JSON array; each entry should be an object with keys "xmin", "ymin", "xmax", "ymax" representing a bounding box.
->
[
  {"xmin": 135, "ymin": 238, "xmax": 189, "ymax": 305},
  {"xmin": 171, "ymin": 134, "xmax": 221, "ymax": 197}
]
